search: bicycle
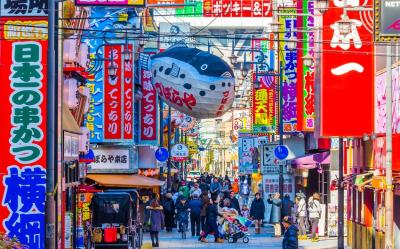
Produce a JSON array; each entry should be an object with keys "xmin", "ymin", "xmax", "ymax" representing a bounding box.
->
[{"xmin": 177, "ymin": 211, "xmax": 189, "ymax": 239}]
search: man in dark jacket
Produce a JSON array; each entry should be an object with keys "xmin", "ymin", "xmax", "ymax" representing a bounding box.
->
[
  {"xmin": 281, "ymin": 194, "xmax": 294, "ymax": 218},
  {"xmin": 189, "ymin": 194, "xmax": 202, "ymax": 236},
  {"xmin": 229, "ymin": 191, "xmax": 241, "ymax": 214},
  {"xmin": 199, "ymin": 179, "xmax": 209, "ymax": 192},
  {"xmin": 282, "ymin": 217, "xmax": 299, "ymax": 249},
  {"xmin": 250, "ymin": 192, "xmax": 265, "ymax": 234},
  {"xmin": 200, "ymin": 195, "xmax": 224, "ymax": 243}
]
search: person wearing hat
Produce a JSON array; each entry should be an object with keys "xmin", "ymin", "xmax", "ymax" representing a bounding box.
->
[
  {"xmin": 282, "ymin": 216, "xmax": 299, "ymax": 249},
  {"xmin": 295, "ymin": 192, "xmax": 307, "ymax": 240}
]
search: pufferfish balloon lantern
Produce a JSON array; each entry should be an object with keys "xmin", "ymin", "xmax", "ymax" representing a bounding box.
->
[{"xmin": 140, "ymin": 43, "xmax": 235, "ymax": 119}]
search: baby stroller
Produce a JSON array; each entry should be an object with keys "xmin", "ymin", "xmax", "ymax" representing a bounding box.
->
[{"xmin": 223, "ymin": 216, "xmax": 252, "ymax": 243}]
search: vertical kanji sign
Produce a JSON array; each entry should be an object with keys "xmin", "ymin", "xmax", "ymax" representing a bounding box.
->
[
  {"xmin": 140, "ymin": 52, "xmax": 158, "ymax": 145},
  {"xmin": 297, "ymin": 0, "xmax": 315, "ymax": 131},
  {"xmin": 279, "ymin": 8, "xmax": 298, "ymax": 133},
  {"xmin": 0, "ymin": 18, "xmax": 48, "ymax": 249},
  {"xmin": 123, "ymin": 45, "xmax": 134, "ymax": 140},
  {"xmin": 322, "ymin": 0, "xmax": 374, "ymax": 137}
]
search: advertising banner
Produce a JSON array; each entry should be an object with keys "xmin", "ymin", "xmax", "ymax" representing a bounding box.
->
[
  {"xmin": 0, "ymin": 0, "xmax": 47, "ymax": 16},
  {"xmin": 279, "ymin": 8, "xmax": 298, "ymax": 133},
  {"xmin": 139, "ymin": 53, "xmax": 158, "ymax": 145},
  {"xmin": 375, "ymin": 0, "xmax": 400, "ymax": 41},
  {"xmin": 88, "ymin": 147, "xmax": 135, "ymax": 173},
  {"xmin": 375, "ymin": 67, "xmax": 400, "ymax": 134},
  {"xmin": 159, "ymin": 22, "xmax": 191, "ymax": 50},
  {"xmin": 296, "ymin": 0, "xmax": 315, "ymax": 131},
  {"xmin": 251, "ymin": 36, "xmax": 277, "ymax": 134},
  {"xmin": 0, "ymin": 18, "xmax": 48, "ymax": 249},
  {"xmin": 238, "ymin": 133, "xmax": 258, "ymax": 174},
  {"xmin": 203, "ymin": 0, "xmax": 272, "ymax": 17},
  {"xmin": 147, "ymin": 0, "xmax": 185, "ymax": 6},
  {"xmin": 75, "ymin": 0, "xmax": 145, "ymax": 6},
  {"xmin": 322, "ymin": 0, "xmax": 374, "ymax": 137}
]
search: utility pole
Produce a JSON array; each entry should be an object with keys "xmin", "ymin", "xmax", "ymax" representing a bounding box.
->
[
  {"xmin": 159, "ymin": 97, "xmax": 164, "ymax": 177},
  {"xmin": 45, "ymin": 0, "xmax": 56, "ymax": 248},
  {"xmin": 338, "ymin": 138, "xmax": 344, "ymax": 249},
  {"xmin": 385, "ymin": 44, "xmax": 393, "ymax": 249},
  {"xmin": 167, "ymin": 106, "xmax": 172, "ymax": 191}
]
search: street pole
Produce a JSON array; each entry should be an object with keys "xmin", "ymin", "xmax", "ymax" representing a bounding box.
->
[
  {"xmin": 167, "ymin": 106, "xmax": 172, "ymax": 191},
  {"xmin": 278, "ymin": 62, "xmax": 284, "ymax": 198},
  {"xmin": 45, "ymin": 0, "xmax": 56, "ymax": 248},
  {"xmin": 385, "ymin": 44, "xmax": 393, "ymax": 249},
  {"xmin": 338, "ymin": 137, "xmax": 344, "ymax": 249},
  {"xmin": 159, "ymin": 97, "xmax": 164, "ymax": 178}
]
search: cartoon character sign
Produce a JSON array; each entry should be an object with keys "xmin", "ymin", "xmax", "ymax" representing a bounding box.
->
[{"xmin": 141, "ymin": 44, "xmax": 235, "ymax": 119}]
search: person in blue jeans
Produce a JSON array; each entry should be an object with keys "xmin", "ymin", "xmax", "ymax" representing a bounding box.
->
[
  {"xmin": 189, "ymin": 194, "xmax": 202, "ymax": 236},
  {"xmin": 199, "ymin": 195, "xmax": 225, "ymax": 243}
]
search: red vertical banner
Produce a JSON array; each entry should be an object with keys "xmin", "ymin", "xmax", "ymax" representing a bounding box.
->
[
  {"xmin": 140, "ymin": 52, "xmax": 158, "ymax": 144},
  {"xmin": 321, "ymin": 0, "xmax": 374, "ymax": 137},
  {"xmin": 0, "ymin": 18, "xmax": 48, "ymax": 249},
  {"xmin": 104, "ymin": 45, "xmax": 122, "ymax": 139},
  {"xmin": 123, "ymin": 45, "xmax": 133, "ymax": 139}
]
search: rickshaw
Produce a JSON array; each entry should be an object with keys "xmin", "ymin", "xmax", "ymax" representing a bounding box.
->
[{"xmin": 90, "ymin": 192, "xmax": 141, "ymax": 249}]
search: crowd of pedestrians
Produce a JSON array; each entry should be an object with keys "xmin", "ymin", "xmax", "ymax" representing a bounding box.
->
[{"xmin": 144, "ymin": 172, "xmax": 322, "ymax": 249}]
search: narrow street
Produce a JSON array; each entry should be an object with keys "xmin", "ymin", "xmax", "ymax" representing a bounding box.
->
[{"xmin": 142, "ymin": 226, "xmax": 349, "ymax": 249}]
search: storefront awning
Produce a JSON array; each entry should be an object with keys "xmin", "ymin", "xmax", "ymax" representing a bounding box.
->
[
  {"xmin": 62, "ymin": 104, "xmax": 82, "ymax": 134},
  {"xmin": 86, "ymin": 174, "xmax": 164, "ymax": 188},
  {"xmin": 291, "ymin": 151, "xmax": 330, "ymax": 169}
]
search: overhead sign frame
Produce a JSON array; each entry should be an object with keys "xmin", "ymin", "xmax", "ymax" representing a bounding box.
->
[
  {"xmin": 75, "ymin": 0, "xmax": 145, "ymax": 7},
  {"xmin": 374, "ymin": 0, "xmax": 400, "ymax": 42}
]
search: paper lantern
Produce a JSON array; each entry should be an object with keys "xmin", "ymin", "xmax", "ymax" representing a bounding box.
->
[{"xmin": 142, "ymin": 44, "xmax": 235, "ymax": 119}]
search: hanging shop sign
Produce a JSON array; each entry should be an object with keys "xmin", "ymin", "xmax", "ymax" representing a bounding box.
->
[
  {"xmin": 203, "ymin": 0, "xmax": 273, "ymax": 17},
  {"xmin": 232, "ymin": 109, "xmax": 251, "ymax": 140},
  {"xmin": 238, "ymin": 133, "xmax": 259, "ymax": 174},
  {"xmin": 180, "ymin": 115, "xmax": 196, "ymax": 131},
  {"xmin": 140, "ymin": 52, "xmax": 158, "ymax": 145},
  {"xmin": 374, "ymin": 0, "xmax": 400, "ymax": 42},
  {"xmin": 75, "ymin": 0, "xmax": 145, "ymax": 6},
  {"xmin": 84, "ymin": 8, "xmax": 136, "ymax": 143},
  {"xmin": 279, "ymin": 8, "xmax": 298, "ymax": 133},
  {"xmin": 0, "ymin": 18, "xmax": 48, "ymax": 249},
  {"xmin": 322, "ymin": 0, "xmax": 374, "ymax": 137},
  {"xmin": 175, "ymin": 0, "xmax": 203, "ymax": 17},
  {"xmin": 159, "ymin": 22, "xmax": 191, "ymax": 50},
  {"xmin": 296, "ymin": 0, "xmax": 315, "ymax": 131},
  {"xmin": 171, "ymin": 143, "xmax": 189, "ymax": 162},
  {"xmin": 375, "ymin": 67, "xmax": 400, "ymax": 134},
  {"xmin": 88, "ymin": 146, "xmax": 137, "ymax": 173},
  {"xmin": 142, "ymin": 44, "xmax": 235, "ymax": 119},
  {"xmin": 261, "ymin": 143, "xmax": 283, "ymax": 175},
  {"xmin": 251, "ymin": 36, "xmax": 277, "ymax": 134},
  {"xmin": 0, "ymin": 0, "xmax": 48, "ymax": 16}
]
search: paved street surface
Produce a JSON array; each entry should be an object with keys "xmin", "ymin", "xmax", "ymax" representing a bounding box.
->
[{"xmin": 143, "ymin": 225, "xmax": 351, "ymax": 249}]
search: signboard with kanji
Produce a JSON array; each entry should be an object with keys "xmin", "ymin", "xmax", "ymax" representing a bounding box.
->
[
  {"xmin": 203, "ymin": 0, "xmax": 272, "ymax": 17},
  {"xmin": 171, "ymin": 143, "xmax": 189, "ymax": 162},
  {"xmin": 0, "ymin": 0, "xmax": 48, "ymax": 16},
  {"xmin": 0, "ymin": 18, "xmax": 48, "ymax": 249},
  {"xmin": 279, "ymin": 8, "xmax": 298, "ymax": 133},
  {"xmin": 88, "ymin": 147, "xmax": 137, "ymax": 173},
  {"xmin": 251, "ymin": 36, "xmax": 277, "ymax": 134},
  {"xmin": 296, "ymin": 0, "xmax": 315, "ymax": 131}
]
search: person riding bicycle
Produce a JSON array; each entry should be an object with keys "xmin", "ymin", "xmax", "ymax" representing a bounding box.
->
[{"xmin": 175, "ymin": 197, "xmax": 190, "ymax": 233}]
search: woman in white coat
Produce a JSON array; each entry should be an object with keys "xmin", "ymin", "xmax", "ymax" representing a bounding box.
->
[
  {"xmin": 308, "ymin": 193, "xmax": 322, "ymax": 242},
  {"xmin": 295, "ymin": 192, "xmax": 307, "ymax": 240}
]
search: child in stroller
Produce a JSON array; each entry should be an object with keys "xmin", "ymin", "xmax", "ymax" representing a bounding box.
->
[{"xmin": 224, "ymin": 216, "xmax": 251, "ymax": 243}]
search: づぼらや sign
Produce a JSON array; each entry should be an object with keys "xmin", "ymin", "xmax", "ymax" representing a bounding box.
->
[
  {"xmin": 171, "ymin": 143, "xmax": 189, "ymax": 162},
  {"xmin": 88, "ymin": 147, "xmax": 134, "ymax": 173}
]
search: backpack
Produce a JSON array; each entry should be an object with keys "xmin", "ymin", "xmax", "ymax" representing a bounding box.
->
[{"xmin": 164, "ymin": 200, "xmax": 173, "ymax": 212}]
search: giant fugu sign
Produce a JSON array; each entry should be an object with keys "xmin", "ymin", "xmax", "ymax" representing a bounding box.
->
[{"xmin": 140, "ymin": 44, "xmax": 235, "ymax": 119}]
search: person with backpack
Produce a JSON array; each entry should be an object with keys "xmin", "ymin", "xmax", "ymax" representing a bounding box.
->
[
  {"xmin": 162, "ymin": 193, "xmax": 175, "ymax": 232},
  {"xmin": 308, "ymin": 193, "xmax": 322, "ymax": 242},
  {"xmin": 295, "ymin": 192, "xmax": 307, "ymax": 240}
]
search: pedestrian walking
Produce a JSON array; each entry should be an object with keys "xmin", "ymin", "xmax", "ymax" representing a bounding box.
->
[
  {"xmin": 178, "ymin": 181, "xmax": 190, "ymax": 199},
  {"xmin": 199, "ymin": 195, "xmax": 225, "ymax": 243},
  {"xmin": 189, "ymin": 194, "xmax": 202, "ymax": 236},
  {"xmin": 282, "ymin": 194, "xmax": 294, "ymax": 218},
  {"xmin": 146, "ymin": 200, "xmax": 164, "ymax": 247},
  {"xmin": 175, "ymin": 197, "xmax": 190, "ymax": 233},
  {"xmin": 308, "ymin": 193, "xmax": 322, "ymax": 242},
  {"xmin": 231, "ymin": 178, "xmax": 240, "ymax": 194},
  {"xmin": 295, "ymin": 192, "xmax": 307, "ymax": 240},
  {"xmin": 162, "ymin": 193, "xmax": 175, "ymax": 232},
  {"xmin": 282, "ymin": 216, "xmax": 299, "ymax": 249},
  {"xmin": 229, "ymin": 191, "xmax": 241, "ymax": 214},
  {"xmin": 190, "ymin": 183, "xmax": 202, "ymax": 198},
  {"xmin": 210, "ymin": 178, "xmax": 222, "ymax": 196},
  {"xmin": 267, "ymin": 192, "xmax": 282, "ymax": 237},
  {"xmin": 250, "ymin": 192, "xmax": 265, "ymax": 234},
  {"xmin": 199, "ymin": 179, "xmax": 209, "ymax": 192},
  {"xmin": 240, "ymin": 180, "xmax": 250, "ymax": 205},
  {"xmin": 200, "ymin": 190, "xmax": 210, "ymax": 232}
]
